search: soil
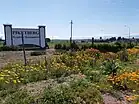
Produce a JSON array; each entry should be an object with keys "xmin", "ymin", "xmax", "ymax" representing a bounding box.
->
[
  {"xmin": 102, "ymin": 93, "xmax": 128, "ymax": 104},
  {"xmin": 20, "ymin": 74, "xmax": 82, "ymax": 97},
  {"xmin": 0, "ymin": 49, "xmax": 55, "ymax": 68}
]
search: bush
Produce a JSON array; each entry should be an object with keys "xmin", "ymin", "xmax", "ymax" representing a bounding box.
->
[
  {"xmin": 91, "ymin": 44, "xmax": 121, "ymax": 53},
  {"xmin": 55, "ymin": 42, "xmax": 79, "ymax": 51},
  {"xmin": 55, "ymin": 44, "xmax": 62, "ymax": 49},
  {"xmin": 127, "ymin": 43, "xmax": 135, "ymax": 48},
  {"xmin": 0, "ymin": 46, "xmax": 19, "ymax": 51},
  {"xmin": 43, "ymin": 79, "xmax": 103, "ymax": 104},
  {"xmin": 62, "ymin": 44, "xmax": 67, "ymax": 50},
  {"xmin": 118, "ymin": 48, "xmax": 128, "ymax": 62},
  {"xmin": 30, "ymin": 51, "xmax": 46, "ymax": 56},
  {"xmin": 71, "ymin": 42, "xmax": 79, "ymax": 51},
  {"xmin": 3, "ymin": 90, "xmax": 34, "ymax": 104},
  {"xmin": 0, "ymin": 88, "xmax": 17, "ymax": 98},
  {"xmin": 83, "ymin": 67, "xmax": 104, "ymax": 83},
  {"xmin": 22, "ymin": 70, "xmax": 47, "ymax": 84},
  {"xmin": 81, "ymin": 44, "xmax": 91, "ymax": 50},
  {"xmin": 101, "ymin": 60, "xmax": 120, "ymax": 76},
  {"xmin": 62, "ymin": 44, "xmax": 70, "ymax": 51},
  {"xmin": 45, "ymin": 38, "xmax": 51, "ymax": 42}
]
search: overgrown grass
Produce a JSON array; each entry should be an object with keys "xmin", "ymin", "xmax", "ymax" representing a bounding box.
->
[
  {"xmin": 0, "ymin": 47, "xmax": 139, "ymax": 103},
  {"xmin": 2, "ymin": 89, "xmax": 34, "ymax": 104},
  {"xmin": 48, "ymin": 40, "xmax": 70, "ymax": 48},
  {"xmin": 43, "ymin": 79, "xmax": 103, "ymax": 104},
  {"xmin": 54, "ymin": 42, "xmax": 135, "ymax": 53},
  {"xmin": 0, "ymin": 78, "xmax": 104, "ymax": 104}
]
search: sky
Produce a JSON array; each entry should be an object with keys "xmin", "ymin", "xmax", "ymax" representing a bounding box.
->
[{"xmin": 0, "ymin": 0, "xmax": 139, "ymax": 39}]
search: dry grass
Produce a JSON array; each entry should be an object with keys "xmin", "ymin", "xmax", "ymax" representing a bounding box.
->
[{"xmin": 0, "ymin": 49, "xmax": 55, "ymax": 68}]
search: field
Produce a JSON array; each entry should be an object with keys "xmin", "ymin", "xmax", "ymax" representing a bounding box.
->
[
  {"xmin": 0, "ymin": 50, "xmax": 54, "ymax": 68},
  {"xmin": 0, "ymin": 41, "xmax": 139, "ymax": 104},
  {"xmin": 48, "ymin": 40, "xmax": 70, "ymax": 48}
]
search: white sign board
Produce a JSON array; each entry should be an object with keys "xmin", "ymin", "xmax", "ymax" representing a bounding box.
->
[{"xmin": 4, "ymin": 25, "xmax": 46, "ymax": 48}]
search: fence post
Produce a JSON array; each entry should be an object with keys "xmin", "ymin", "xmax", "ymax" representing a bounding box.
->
[{"xmin": 21, "ymin": 32, "xmax": 27, "ymax": 66}]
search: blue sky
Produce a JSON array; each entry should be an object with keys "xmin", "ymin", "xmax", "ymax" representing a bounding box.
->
[{"xmin": 0, "ymin": 0, "xmax": 139, "ymax": 39}]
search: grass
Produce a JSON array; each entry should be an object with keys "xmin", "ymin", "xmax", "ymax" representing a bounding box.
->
[
  {"xmin": 43, "ymin": 79, "xmax": 103, "ymax": 104},
  {"xmin": 0, "ymin": 78, "xmax": 103, "ymax": 104},
  {"xmin": 0, "ymin": 42, "xmax": 3, "ymax": 47},
  {"xmin": 0, "ymin": 47, "xmax": 139, "ymax": 103},
  {"xmin": 2, "ymin": 89, "xmax": 34, "ymax": 104},
  {"xmin": 48, "ymin": 40, "xmax": 70, "ymax": 48}
]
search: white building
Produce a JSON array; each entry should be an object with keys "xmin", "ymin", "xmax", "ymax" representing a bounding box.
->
[{"xmin": 4, "ymin": 24, "xmax": 46, "ymax": 48}]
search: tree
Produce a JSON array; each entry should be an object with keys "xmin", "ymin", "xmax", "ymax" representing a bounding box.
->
[
  {"xmin": 117, "ymin": 37, "xmax": 121, "ymax": 41},
  {"xmin": 132, "ymin": 37, "xmax": 135, "ymax": 40},
  {"xmin": 45, "ymin": 38, "xmax": 51, "ymax": 42},
  {"xmin": 122, "ymin": 37, "xmax": 125, "ymax": 40},
  {"xmin": 109, "ymin": 37, "xmax": 116, "ymax": 42}
]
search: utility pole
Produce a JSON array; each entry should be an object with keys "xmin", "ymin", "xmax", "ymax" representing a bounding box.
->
[
  {"xmin": 21, "ymin": 32, "xmax": 27, "ymax": 66},
  {"xmin": 70, "ymin": 20, "xmax": 73, "ymax": 48},
  {"xmin": 125, "ymin": 25, "xmax": 131, "ymax": 45}
]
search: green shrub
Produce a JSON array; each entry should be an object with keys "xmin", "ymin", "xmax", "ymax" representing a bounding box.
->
[
  {"xmin": 55, "ymin": 44, "xmax": 62, "ymax": 49},
  {"xmin": 0, "ymin": 46, "xmax": 19, "ymax": 51},
  {"xmin": 22, "ymin": 70, "xmax": 47, "ymax": 84},
  {"xmin": 49, "ymin": 68, "xmax": 69, "ymax": 78},
  {"xmin": 3, "ymin": 90, "xmax": 34, "ymax": 104},
  {"xmin": 55, "ymin": 42, "xmax": 79, "ymax": 51},
  {"xmin": 84, "ymin": 69, "xmax": 103, "ymax": 82},
  {"xmin": 62, "ymin": 44, "xmax": 67, "ymax": 50},
  {"xmin": 91, "ymin": 44, "xmax": 121, "ymax": 53},
  {"xmin": 81, "ymin": 44, "xmax": 91, "ymax": 50},
  {"xmin": 43, "ymin": 79, "xmax": 103, "ymax": 104},
  {"xmin": 30, "ymin": 51, "xmax": 45, "ymax": 56},
  {"xmin": 71, "ymin": 42, "xmax": 79, "ymax": 51},
  {"xmin": 0, "ymin": 88, "xmax": 17, "ymax": 98},
  {"xmin": 101, "ymin": 60, "xmax": 120, "ymax": 76},
  {"xmin": 127, "ymin": 42, "xmax": 135, "ymax": 48},
  {"xmin": 118, "ymin": 48, "xmax": 128, "ymax": 62},
  {"xmin": 62, "ymin": 44, "xmax": 70, "ymax": 51}
]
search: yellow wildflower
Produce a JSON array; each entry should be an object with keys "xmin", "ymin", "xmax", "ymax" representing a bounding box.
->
[{"xmin": 13, "ymin": 80, "xmax": 17, "ymax": 84}]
